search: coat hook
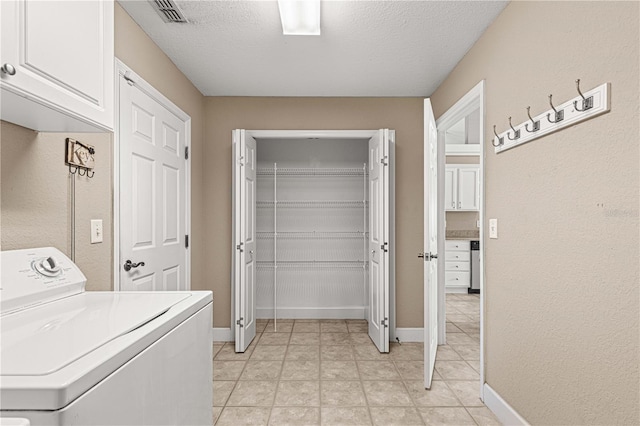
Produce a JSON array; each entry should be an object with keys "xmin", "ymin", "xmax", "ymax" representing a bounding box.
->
[
  {"xmin": 546, "ymin": 94, "xmax": 564, "ymax": 123},
  {"xmin": 574, "ymin": 79, "xmax": 593, "ymax": 111},
  {"xmin": 525, "ymin": 106, "xmax": 540, "ymax": 132},
  {"xmin": 492, "ymin": 125, "xmax": 504, "ymax": 147},
  {"xmin": 87, "ymin": 169, "xmax": 95, "ymax": 178},
  {"xmin": 78, "ymin": 168, "xmax": 86, "ymax": 176},
  {"xmin": 507, "ymin": 117, "xmax": 520, "ymax": 140},
  {"xmin": 69, "ymin": 165, "xmax": 77, "ymax": 175}
]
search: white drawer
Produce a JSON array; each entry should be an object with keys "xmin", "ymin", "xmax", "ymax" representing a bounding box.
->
[
  {"xmin": 445, "ymin": 261, "xmax": 470, "ymax": 272},
  {"xmin": 445, "ymin": 271, "xmax": 470, "ymax": 286},
  {"xmin": 445, "ymin": 240, "xmax": 470, "ymax": 251},
  {"xmin": 445, "ymin": 251, "xmax": 470, "ymax": 262}
]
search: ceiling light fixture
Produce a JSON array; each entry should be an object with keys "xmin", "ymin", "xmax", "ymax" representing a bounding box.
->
[{"xmin": 277, "ymin": 0, "xmax": 321, "ymax": 36}]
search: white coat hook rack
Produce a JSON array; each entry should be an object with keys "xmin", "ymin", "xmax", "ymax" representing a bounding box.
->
[{"xmin": 492, "ymin": 80, "xmax": 610, "ymax": 153}]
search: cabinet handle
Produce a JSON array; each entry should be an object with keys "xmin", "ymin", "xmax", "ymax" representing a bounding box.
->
[{"xmin": 1, "ymin": 63, "xmax": 16, "ymax": 76}]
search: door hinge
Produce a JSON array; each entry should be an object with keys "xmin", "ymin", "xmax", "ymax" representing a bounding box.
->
[
  {"xmin": 185, "ymin": 146, "xmax": 189, "ymax": 160},
  {"xmin": 236, "ymin": 242, "xmax": 244, "ymax": 253},
  {"xmin": 381, "ymin": 317, "xmax": 389, "ymax": 328},
  {"xmin": 381, "ymin": 156, "xmax": 389, "ymax": 166},
  {"xmin": 123, "ymin": 73, "xmax": 135, "ymax": 86},
  {"xmin": 185, "ymin": 235, "xmax": 189, "ymax": 248},
  {"xmin": 236, "ymin": 317, "xmax": 244, "ymax": 328},
  {"xmin": 381, "ymin": 242, "xmax": 388, "ymax": 253}
]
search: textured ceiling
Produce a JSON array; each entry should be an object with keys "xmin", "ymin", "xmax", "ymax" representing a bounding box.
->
[{"xmin": 118, "ymin": 0, "xmax": 508, "ymax": 97}]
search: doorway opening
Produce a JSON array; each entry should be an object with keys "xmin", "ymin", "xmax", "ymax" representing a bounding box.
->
[{"xmin": 232, "ymin": 130, "xmax": 395, "ymax": 354}]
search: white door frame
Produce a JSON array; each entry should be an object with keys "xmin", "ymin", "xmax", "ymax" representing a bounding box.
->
[
  {"xmin": 230, "ymin": 129, "xmax": 395, "ymax": 345},
  {"xmin": 113, "ymin": 59, "xmax": 192, "ymax": 291},
  {"xmin": 435, "ymin": 80, "xmax": 485, "ymax": 399}
]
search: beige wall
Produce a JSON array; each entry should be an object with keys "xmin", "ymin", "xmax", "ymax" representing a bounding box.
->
[
  {"xmin": 114, "ymin": 4, "xmax": 206, "ymax": 293},
  {"xmin": 431, "ymin": 2, "xmax": 639, "ymax": 424},
  {"xmin": 0, "ymin": 121, "xmax": 113, "ymax": 291},
  {"xmin": 204, "ymin": 97, "xmax": 424, "ymax": 328}
]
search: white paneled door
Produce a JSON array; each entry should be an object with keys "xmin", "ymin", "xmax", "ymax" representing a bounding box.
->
[
  {"xmin": 368, "ymin": 129, "xmax": 391, "ymax": 353},
  {"xmin": 233, "ymin": 130, "xmax": 257, "ymax": 352},
  {"xmin": 118, "ymin": 70, "xmax": 189, "ymax": 292},
  {"xmin": 423, "ymin": 99, "xmax": 439, "ymax": 389}
]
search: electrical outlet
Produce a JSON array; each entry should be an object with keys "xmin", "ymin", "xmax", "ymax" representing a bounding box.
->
[
  {"xmin": 91, "ymin": 219, "xmax": 103, "ymax": 244},
  {"xmin": 489, "ymin": 218, "xmax": 498, "ymax": 239}
]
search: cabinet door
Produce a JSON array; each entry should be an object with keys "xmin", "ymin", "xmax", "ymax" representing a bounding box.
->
[
  {"xmin": 457, "ymin": 167, "xmax": 480, "ymax": 210},
  {"xmin": 444, "ymin": 166, "xmax": 457, "ymax": 211},
  {"xmin": 0, "ymin": 0, "xmax": 113, "ymax": 131}
]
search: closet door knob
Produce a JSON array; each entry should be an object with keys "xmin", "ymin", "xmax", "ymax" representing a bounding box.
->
[{"xmin": 1, "ymin": 63, "xmax": 16, "ymax": 76}]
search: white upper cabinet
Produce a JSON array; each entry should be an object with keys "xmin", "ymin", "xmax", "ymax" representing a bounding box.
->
[
  {"xmin": 0, "ymin": 0, "xmax": 114, "ymax": 132},
  {"xmin": 445, "ymin": 165, "xmax": 480, "ymax": 211}
]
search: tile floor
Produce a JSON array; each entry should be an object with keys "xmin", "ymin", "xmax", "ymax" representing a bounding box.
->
[{"xmin": 212, "ymin": 293, "xmax": 500, "ymax": 425}]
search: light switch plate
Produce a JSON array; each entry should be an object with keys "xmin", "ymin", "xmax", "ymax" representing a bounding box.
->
[
  {"xmin": 91, "ymin": 219, "xmax": 103, "ymax": 244},
  {"xmin": 489, "ymin": 218, "xmax": 498, "ymax": 239}
]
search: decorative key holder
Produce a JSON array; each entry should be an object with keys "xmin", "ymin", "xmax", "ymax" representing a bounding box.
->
[{"xmin": 65, "ymin": 138, "xmax": 96, "ymax": 177}]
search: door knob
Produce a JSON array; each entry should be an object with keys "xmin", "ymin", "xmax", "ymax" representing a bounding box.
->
[
  {"xmin": 123, "ymin": 260, "xmax": 145, "ymax": 271},
  {"xmin": 1, "ymin": 63, "xmax": 16, "ymax": 75}
]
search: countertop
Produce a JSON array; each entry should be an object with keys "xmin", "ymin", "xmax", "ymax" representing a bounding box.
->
[{"xmin": 445, "ymin": 230, "xmax": 479, "ymax": 240}]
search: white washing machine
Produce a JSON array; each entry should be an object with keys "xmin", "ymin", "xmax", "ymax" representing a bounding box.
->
[{"xmin": 0, "ymin": 247, "xmax": 213, "ymax": 425}]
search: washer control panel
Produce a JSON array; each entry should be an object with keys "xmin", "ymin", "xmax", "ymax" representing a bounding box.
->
[{"xmin": 1, "ymin": 247, "xmax": 87, "ymax": 315}]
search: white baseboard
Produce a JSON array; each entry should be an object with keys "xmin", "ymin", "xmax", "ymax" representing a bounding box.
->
[
  {"xmin": 212, "ymin": 327, "xmax": 233, "ymax": 342},
  {"xmin": 257, "ymin": 307, "xmax": 365, "ymax": 319},
  {"xmin": 395, "ymin": 328, "xmax": 423, "ymax": 342},
  {"xmin": 483, "ymin": 383, "xmax": 529, "ymax": 426},
  {"xmin": 445, "ymin": 286, "xmax": 470, "ymax": 294}
]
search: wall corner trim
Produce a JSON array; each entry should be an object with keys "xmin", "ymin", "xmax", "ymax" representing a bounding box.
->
[
  {"xmin": 212, "ymin": 327, "xmax": 233, "ymax": 342},
  {"xmin": 483, "ymin": 383, "xmax": 529, "ymax": 426}
]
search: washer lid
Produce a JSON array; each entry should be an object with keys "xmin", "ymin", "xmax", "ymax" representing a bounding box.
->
[{"xmin": 1, "ymin": 292, "xmax": 189, "ymax": 376}]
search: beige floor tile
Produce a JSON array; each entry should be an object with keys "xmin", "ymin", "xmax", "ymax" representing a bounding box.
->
[
  {"xmin": 354, "ymin": 344, "xmax": 389, "ymax": 360},
  {"xmin": 286, "ymin": 345, "xmax": 320, "ymax": 361},
  {"xmin": 289, "ymin": 332, "xmax": 320, "ymax": 345},
  {"xmin": 349, "ymin": 333, "xmax": 373, "ymax": 345},
  {"xmin": 256, "ymin": 322, "xmax": 268, "ymax": 333},
  {"xmin": 390, "ymin": 343, "xmax": 424, "ymax": 360},
  {"xmin": 251, "ymin": 345, "xmax": 288, "ymax": 360},
  {"xmin": 369, "ymin": 406, "xmax": 424, "ymax": 426},
  {"xmin": 240, "ymin": 360, "xmax": 283, "ymax": 380},
  {"xmin": 213, "ymin": 381, "xmax": 236, "ymax": 407},
  {"xmin": 213, "ymin": 343, "xmax": 225, "ymax": 357},
  {"xmin": 321, "ymin": 360, "xmax": 359, "ymax": 380},
  {"xmin": 418, "ymin": 407, "xmax": 476, "ymax": 425},
  {"xmin": 258, "ymin": 332, "xmax": 292, "ymax": 346},
  {"xmin": 320, "ymin": 322, "xmax": 348, "ymax": 333},
  {"xmin": 347, "ymin": 322, "xmax": 368, "ymax": 333},
  {"xmin": 269, "ymin": 407, "xmax": 320, "ymax": 425},
  {"xmin": 446, "ymin": 323, "xmax": 463, "ymax": 333},
  {"xmin": 321, "ymin": 332, "xmax": 351, "ymax": 345},
  {"xmin": 274, "ymin": 380, "xmax": 320, "ymax": 406},
  {"xmin": 467, "ymin": 332, "xmax": 481, "ymax": 343},
  {"xmin": 447, "ymin": 314, "xmax": 474, "ymax": 323},
  {"xmin": 357, "ymin": 360, "xmax": 401, "ymax": 380},
  {"xmin": 295, "ymin": 319, "xmax": 320, "ymax": 323},
  {"xmin": 435, "ymin": 345, "xmax": 462, "ymax": 361},
  {"xmin": 362, "ymin": 380, "xmax": 413, "ymax": 406},
  {"xmin": 281, "ymin": 360, "xmax": 320, "ymax": 380},
  {"xmin": 394, "ymin": 360, "xmax": 423, "ymax": 381},
  {"xmin": 320, "ymin": 407, "xmax": 371, "ymax": 425},
  {"xmin": 263, "ymin": 322, "xmax": 294, "ymax": 333},
  {"xmin": 450, "ymin": 345, "xmax": 479, "ymax": 361},
  {"xmin": 444, "ymin": 333, "xmax": 477, "ymax": 346},
  {"xmin": 467, "ymin": 359, "xmax": 481, "ymax": 373},
  {"xmin": 293, "ymin": 322, "xmax": 320, "ymax": 333},
  {"xmin": 434, "ymin": 361, "xmax": 479, "ymax": 380},
  {"xmin": 217, "ymin": 407, "xmax": 270, "ymax": 425},
  {"xmin": 321, "ymin": 345, "xmax": 355, "ymax": 360},
  {"xmin": 213, "ymin": 360, "xmax": 246, "ymax": 380},
  {"xmin": 215, "ymin": 343, "xmax": 253, "ymax": 360},
  {"xmin": 405, "ymin": 381, "xmax": 460, "ymax": 407},
  {"xmin": 320, "ymin": 380, "xmax": 367, "ymax": 406},
  {"xmin": 445, "ymin": 381, "xmax": 483, "ymax": 407},
  {"xmin": 227, "ymin": 380, "xmax": 277, "ymax": 407},
  {"xmin": 213, "ymin": 406, "xmax": 223, "ymax": 424},
  {"xmin": 455, "ymin": 322, "xmax": 480, "ymax": 334},
  {"xmin": 466, "ymin": 407, "xmax": 502, "ymax": 425}
]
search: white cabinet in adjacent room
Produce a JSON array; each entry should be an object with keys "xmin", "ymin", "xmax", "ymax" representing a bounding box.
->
[
  {"xmin": 444, "ymin": 165, "xmax": 480, "ymax": 211},
  {"xmin": 445, "ymin": 239, "xmax": 470, "ymax": 293},
  {"xmin": 0, "ymin": 0, "xmax": 114, "ymax": 132}
]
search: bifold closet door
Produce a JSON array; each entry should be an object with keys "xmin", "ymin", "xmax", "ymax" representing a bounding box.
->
[
  {"xmin": 368, "ymin": 129, "xmax": 391, "ymax": 353},
  {"xmin": 232, "ymin": 130, "xmax": 257, "ymax": 352}
]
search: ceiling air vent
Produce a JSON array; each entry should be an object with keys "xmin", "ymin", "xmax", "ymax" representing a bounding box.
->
[{"xmin": 150, "ymin": 0, "xmax": 188, "ymax": 23}]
